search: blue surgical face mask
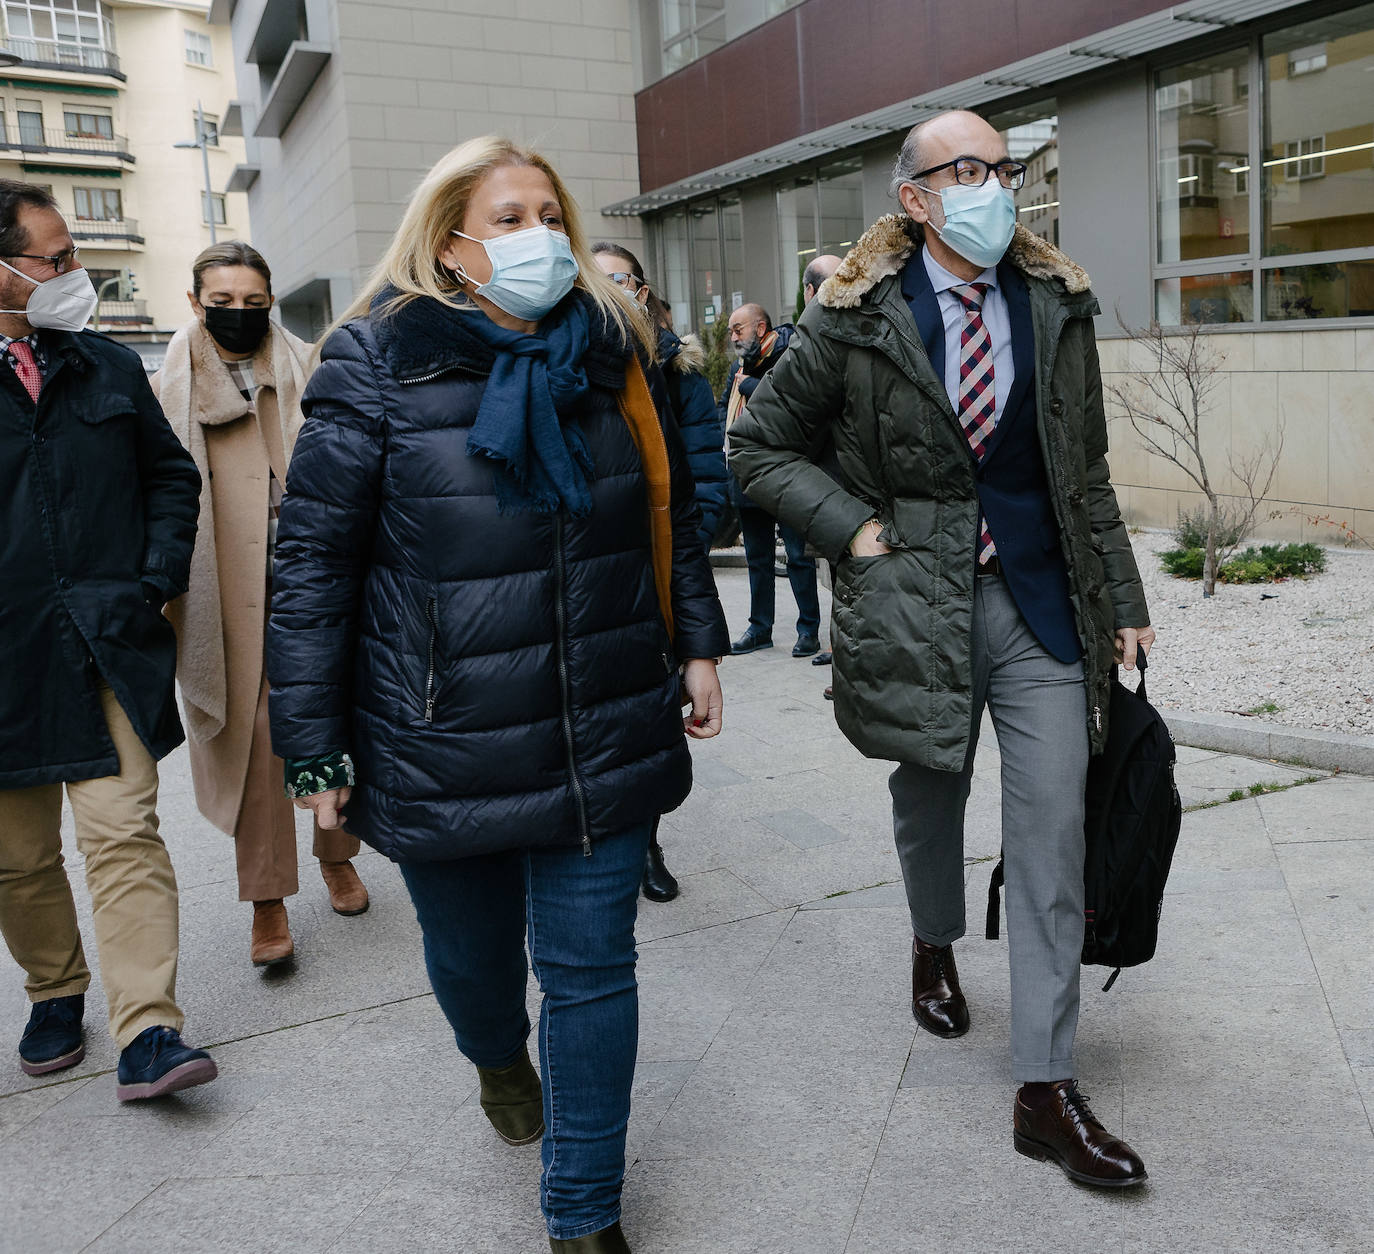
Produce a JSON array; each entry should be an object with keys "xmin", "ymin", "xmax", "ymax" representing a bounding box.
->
[
  {"xmin": 919, "ymin": 177, "xmax": 1017, "ymax": 270},
  {"xmin": 450, "ymin": 225, "xmax": 579, "ymax": 321}
]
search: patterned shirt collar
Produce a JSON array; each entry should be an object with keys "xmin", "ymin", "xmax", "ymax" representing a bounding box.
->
[{"xmin": 0, "ymin": 329, "xmax": 45, "ymax": 370}]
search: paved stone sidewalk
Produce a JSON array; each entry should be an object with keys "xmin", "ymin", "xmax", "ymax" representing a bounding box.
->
[{"xmin": 2, "ymin": 567, "xmax": 1371, "ymax": 1253}]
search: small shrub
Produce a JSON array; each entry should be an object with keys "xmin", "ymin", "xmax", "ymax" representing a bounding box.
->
[
  {"xmin": 1227, "ymin": 789, "xmax": 1246, "ymax": 802},
  {"xmin": 1219, "ymin": 542, "xmax": 1325, "ymax": 583},
  {"xmin": 1160, "ymin": 548, "xmax": 1205, "ymax": 578},
  {"xmin": 1161, "ymin": 542, "xmax": 1325, "ymax": 583},
  {"xmin": 1172, "ymin": 503, "xmax": 1249, "ymax": 552}
]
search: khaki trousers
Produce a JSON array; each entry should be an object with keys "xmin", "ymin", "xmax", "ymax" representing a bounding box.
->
[
  {"xmin": 233, "ymin": 668, "xmax": 358, "ymax": 902},
  {"xmin": 0, "ymin": 684, "xmax": 183, "ymax": 1048}
]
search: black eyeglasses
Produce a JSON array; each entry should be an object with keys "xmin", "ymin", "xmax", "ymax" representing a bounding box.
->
[
  {"xmin": 911, "ymin": 157, "xmax": 1027, "ymax": 191},
  {"xmin": 607, "ymin": 271, "xmax": 644, "ymax": 293},
  {"xmin": 5, "ymin": 247, "xmax": 80, "ymax": 274}
]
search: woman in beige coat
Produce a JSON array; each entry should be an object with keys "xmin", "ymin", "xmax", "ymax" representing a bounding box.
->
[{"xmin": 155, "ymin": 241, "xmax": 370, "ymax": 967}]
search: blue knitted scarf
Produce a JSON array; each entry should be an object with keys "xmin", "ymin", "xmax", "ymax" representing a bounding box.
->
[{"xmin": 462, "ymin": 297, "xmax": 595, "ymax": 517}]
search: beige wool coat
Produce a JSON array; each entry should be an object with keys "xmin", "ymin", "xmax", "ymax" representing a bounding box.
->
[{"xmin": 153, "ymin": 318, "xmax": 312, "ymax": 835}]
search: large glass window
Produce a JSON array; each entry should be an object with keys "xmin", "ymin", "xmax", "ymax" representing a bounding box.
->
[
  {"xmin": 1155, "ymin": 49, "xmax": 1250, "ymax": 264},
  {"xmin": 657, "ymin": 0, "xmax": 801, "ymax": 77},
  {"xmin": 1262, "ymin": 7, "xmax": 1374, "ymax": 259},
  {"xmin": 775, "ymin": 161, "xmax": 865, "ymax": 321},
  {"xmin": 657, "ymin": 208, "xmax": 692, "ymax": 335},
  {"xmin": 1152, "ymin": 4, "xmax": 1374, "ymax": 322},
  {"xmin": 991, "ymin": 100, "xmax": 1060, "ymax": 248},
  {"xmin": 777, "ymin": 175, "xmax": 817, "ymax": 321}
]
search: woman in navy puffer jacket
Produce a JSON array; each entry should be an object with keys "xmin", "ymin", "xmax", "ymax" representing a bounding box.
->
[
  {"xmin": 591, "ymin": 242, "xmax": 727, "ymax": 907},
  {"xmin": 268, "ymin": 138, "xmax": 729, "ymax": 1254}
]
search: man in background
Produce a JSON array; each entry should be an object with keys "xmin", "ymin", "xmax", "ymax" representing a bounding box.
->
[{"xmin": 720, "ymin": 302, "xmax": 820, "ymax": 658}]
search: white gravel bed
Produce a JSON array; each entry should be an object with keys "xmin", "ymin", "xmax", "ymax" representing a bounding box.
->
[{"xmin": 1127, "ymin": 529, "xmax": 1374, "ymax": 737}]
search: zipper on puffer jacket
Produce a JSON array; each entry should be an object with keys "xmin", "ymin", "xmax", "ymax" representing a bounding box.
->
[
  {"xmin": 553, "ymin": 513, "xmax": 593, "ymax": 854},
  {"xmin": 424, "ymin": 596, "xmax": 438, "ymax": 722}
]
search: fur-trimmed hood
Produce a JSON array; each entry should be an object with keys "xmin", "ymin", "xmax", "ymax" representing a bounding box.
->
[
  {"xmin": 659, "ymin": 325, "xmax": 706, "ymax": 375},
  {"xmin": 818, "ymin": 216, "xmax": 1091, "ymax": 310}
]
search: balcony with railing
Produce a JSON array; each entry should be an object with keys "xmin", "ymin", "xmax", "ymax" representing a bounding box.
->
[
  {"xmin": 0, "ymin": 126, "xmax": 134, "ymax": 164},
  {"xmin": 94, "ymin": 298, "xmax": 150, "ymax": 326},
  {"xmin": 0, "ymin": 36, "xmax": 122, "ymax": 77},
  {"xmin": 70, "ymin": 217, "xmax": 144, "ymax": 246}
]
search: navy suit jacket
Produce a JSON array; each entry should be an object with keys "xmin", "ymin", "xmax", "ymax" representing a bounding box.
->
[{"xmin": 899, "ymin": 253, "xmax": 1079, "ymax": 662}]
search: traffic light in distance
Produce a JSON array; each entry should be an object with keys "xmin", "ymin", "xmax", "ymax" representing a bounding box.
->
[{"xmin": 117, "ymin": 268, "xmax": 137, "ymax": 300}]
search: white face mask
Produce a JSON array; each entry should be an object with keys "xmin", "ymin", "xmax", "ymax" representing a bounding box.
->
[{"xmin": 0, "ymin": 258, "xmax": 98, "ymax": 331}]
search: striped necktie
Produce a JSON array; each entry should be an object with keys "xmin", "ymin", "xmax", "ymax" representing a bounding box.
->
[{"xmin": 950, "ymin": 283, "xmax": 997, "ymax": 565}]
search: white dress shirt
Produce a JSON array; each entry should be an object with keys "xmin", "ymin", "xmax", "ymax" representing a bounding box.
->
[{"xmin": 922, "ymin": 246, "xmax": 1014, "ymax": 430}]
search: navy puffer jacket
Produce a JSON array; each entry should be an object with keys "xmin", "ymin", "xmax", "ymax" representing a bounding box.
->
[
  {"xmin": 657, "ymin": 326, "xmax": 726, "ymax": 552},
  {"xmin": 267, "ymin": 290, "xmax": 730, "ymax": 862}
]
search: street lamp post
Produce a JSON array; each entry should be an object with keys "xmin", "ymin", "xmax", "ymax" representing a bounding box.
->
[{"xmin": 173, "ymin": 100, "xmax": 217, "ymax": 245}]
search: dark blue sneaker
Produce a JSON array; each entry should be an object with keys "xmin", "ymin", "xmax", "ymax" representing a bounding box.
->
[
  {"xmin": 18, "ymin": 993, "xmax": 85, "ymax": 1076},
  {"xmin": 115, "ymin": 1026, "xmax": 217, "ymax": 1101}
]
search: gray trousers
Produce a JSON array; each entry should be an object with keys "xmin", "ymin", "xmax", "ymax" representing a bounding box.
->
[{"xmin": 889, "ymin": 576, "xmax": 1088, "ymax": 1083}]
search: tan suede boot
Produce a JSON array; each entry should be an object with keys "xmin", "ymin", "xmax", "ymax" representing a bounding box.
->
[
  {"xmin": 476, "ymin": 1051, "xmax": 544, "ymax": 1146},
  {"xmin": 549, "ymin": 1221, "xmax": 631, "ymax": 1252},
  {"xmin": 319, "ymin": 859, "xmax": 369, "ymax": 915},
  {"xmin": 250, "ymin": 900, "xmax": 294, "ymax": 966}
]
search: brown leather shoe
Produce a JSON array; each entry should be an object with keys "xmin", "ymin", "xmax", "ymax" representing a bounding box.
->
[
  {"xmin": 320, "ymin": 859, "xmax": 369, "ymax": 915},
  {"xmin": 250, "ymin": 899, "xmax": 294, "ymax": 966},
  {"xmin": 1014, "ymin": 1079, "xmax": 1147, "ymax": 1188},
  {"xmin": 911, "ymin": 937, "xmax": 969, "ymax": 1038}
]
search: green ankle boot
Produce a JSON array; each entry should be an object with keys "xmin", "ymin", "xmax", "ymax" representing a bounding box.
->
[
  {"xmin": 475, "ymin": 1052, "xmax": 544, "ymax": 1146},
  {"xmin": 548, "ymin": 1221, "xmax": 630, "ymax": 1253}
]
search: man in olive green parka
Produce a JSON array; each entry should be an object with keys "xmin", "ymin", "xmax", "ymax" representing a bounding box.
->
[{"xmin": 730, "ymin": 111, "xmax": 1155, "ymax": 1190}]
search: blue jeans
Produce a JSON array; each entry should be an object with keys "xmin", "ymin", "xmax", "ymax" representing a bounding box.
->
[
  {"xmin": 398, "ymin": 824, "xmax": 649, "ymax": 1241},
  {"xmin": 739, "ymin": 500, "xmax": 820, "ymax": 639}
]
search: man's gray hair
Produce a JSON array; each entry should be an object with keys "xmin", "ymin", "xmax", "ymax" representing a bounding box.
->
[{"xmin": 888, "ymin": 121, "xmax": 931, "ymax": 200}]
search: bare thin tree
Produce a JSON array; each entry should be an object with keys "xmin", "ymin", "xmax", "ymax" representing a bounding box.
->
[{"xmin": 1106, "ymin": 319, "xmax": 1284, "ymax": 597}]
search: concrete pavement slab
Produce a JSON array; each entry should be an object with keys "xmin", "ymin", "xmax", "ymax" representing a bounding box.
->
[
  {"xmin": 0, "ymin": 566, "xmax": 1370, "ymax": 1251},
  {"xmin": 82, "ymin": 1173, "xmax": 396, "ymax": 1254}
]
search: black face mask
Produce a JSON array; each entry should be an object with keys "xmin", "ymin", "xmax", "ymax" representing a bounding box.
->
[{"xmin": 203, "ymin": 305, "xmax": 271, "ymax": 354}]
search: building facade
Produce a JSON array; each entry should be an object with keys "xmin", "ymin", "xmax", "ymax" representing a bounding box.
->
[
  {"xmin": 209, "ymin": 0, "xmax": 645, "ymax": 340},
  {"xmin": 212, "ymin": 0, "xmax": 1372, "ymax": 539},
  {"xmin": 0, "ymin": 0, "xmax": 248, "ymax": 362},
  {"xmin": 618, "ymin": 0, "xmax": 1373, "ymax": 542}
]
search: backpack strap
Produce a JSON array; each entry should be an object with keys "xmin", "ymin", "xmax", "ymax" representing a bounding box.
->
[
  {"xmin": 617, "ymin": 354, "xmax": 675, "ymax": 642},
  {"xmin": 985, "ymin": 853, "xmax": 1005, "ymax": 940}
]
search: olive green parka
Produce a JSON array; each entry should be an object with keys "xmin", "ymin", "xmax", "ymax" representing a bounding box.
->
[{"xmin": 729, "ymin": 215, "xmax": 1149, "ymax": 770}]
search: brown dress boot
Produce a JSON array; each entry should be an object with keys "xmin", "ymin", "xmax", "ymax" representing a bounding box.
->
[
  {"xmin": 250, "ymin": 900, "xmax": 294, "ymax": 966},
  {"xmin": 320, "ymin": 859, "xmax": 369, "ymax": 915},
  {"xmin": 549, "ymin": 1221, "xmax": 631, "ymax": 1252},
  {"xmin": 911, "ymin": 936, "xmax": 969, "ymax": 1038},
  {"xmin": 1014, "ymin": 1079, "xmax": 1148, "ymax": 1188}
]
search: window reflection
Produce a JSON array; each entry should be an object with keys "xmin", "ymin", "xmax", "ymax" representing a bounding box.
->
[
  {"xmin": 1156, "ymin": 272, "xmax": 1254, "ymax": 324},
  {"xmin": 1263, "ymin": 4, "xmax": 1374, "ymax": 258},
  {"xmin": 1155, "ymin": 49, "xmax": 1251, "ymax": 263}
]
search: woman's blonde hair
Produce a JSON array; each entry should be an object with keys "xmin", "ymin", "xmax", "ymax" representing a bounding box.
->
[{"xmin": 330, "ymin": 136, "xmax": 654, "ymax": 359}]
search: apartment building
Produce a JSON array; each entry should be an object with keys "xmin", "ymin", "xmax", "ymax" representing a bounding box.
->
[{"xmin": 0, "ymin": 0, "xmax": 248, "ymax": 363}]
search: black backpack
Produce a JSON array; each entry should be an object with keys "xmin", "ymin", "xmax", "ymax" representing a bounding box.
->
[{"xmin": 985, "ymin": 647, "xmax": 1182, "ymax": 990}]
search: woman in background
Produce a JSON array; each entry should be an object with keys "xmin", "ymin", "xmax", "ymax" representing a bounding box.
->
[
  {"xmin": 154, "ymin": 241, "xmax": 370, "ymax": 969},
  {"xmin": 591, "ymin": 241, "xmax": 727, "ymax": 904}
]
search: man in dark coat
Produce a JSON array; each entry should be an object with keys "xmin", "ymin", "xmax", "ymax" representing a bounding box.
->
[
  {"xmin": 730, "ymin": 113, "xmax": 1155, "ymax": 1188},
  {"xmin": 720, "ymin": 302, "xmax": 820, "ymax": 657},
  {"xmin": 0, "ymin": 181, "xmax": 216, "ymax": 1099}
]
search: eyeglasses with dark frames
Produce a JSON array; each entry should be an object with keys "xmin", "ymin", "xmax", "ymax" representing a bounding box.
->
[
  {"xmin": 607, "ymin": 271, "xmax": 644, "ymax": 293},
  {"xmin": 911, "ymin": 157, "xmax": 1027, "ymax": 191},
  {"xmin": 4, "ymin": 247, "xmax": 81, "ymax": 275}
]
